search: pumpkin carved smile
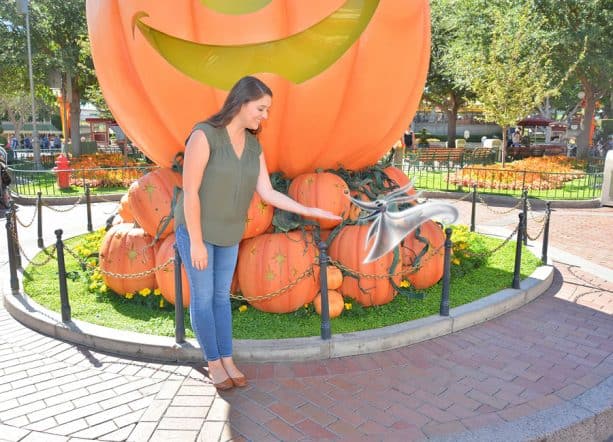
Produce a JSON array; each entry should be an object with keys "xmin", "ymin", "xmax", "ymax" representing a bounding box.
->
[{"xmin": 133, "ymin": 0, "xmax": 379, "ymax": 90}]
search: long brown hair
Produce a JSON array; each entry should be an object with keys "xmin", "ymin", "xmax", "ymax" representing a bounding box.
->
[{"xmin": 205, "ymin": 76, "xmax": 272, "ymax": 134}]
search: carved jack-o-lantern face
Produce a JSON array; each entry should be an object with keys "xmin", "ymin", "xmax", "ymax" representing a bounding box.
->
[{"xmin": 86, "ymin": 1, "xmax": 430, "ymax": 177}]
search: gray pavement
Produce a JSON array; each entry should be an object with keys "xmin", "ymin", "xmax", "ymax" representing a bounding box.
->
[{"xmin": 0, "ymin": 196, "xmax": 612, "ymax": 441}]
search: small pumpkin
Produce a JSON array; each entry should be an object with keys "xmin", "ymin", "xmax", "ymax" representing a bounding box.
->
[
  {"xmin": 288, "ymin": 172, "xmax": 350, "ymax": 229},
  {"xmin": 154, "ymin": 233, "xmax": 190, "ymax": 306},
  {"xmin": 326, "ymin": 266, "xmax": 343, "ymax": 291},
  {"xmin": 128, "ymin": 168, "xmax": 182, "ymax": 239},
  {"xmin": 243, "ymin": 192, "xmax": 274, "ymax": 239},
  {"xmin": 313, "ymin": 290, "xmax": 344, "ymax": 318},
  {"xmin": 236, "ymin": 231, "xmax": 320, "ymax": 313},
  {"xmin": 401, "ymin": 220, "xmax": 445, "ymax": 289},
  {"xmin": 328, "ymin": 224, "xmax": 401, "ymax": 306},
  {"xmin": 99, "ymin": 223, "xmax": 157, "ymax": 295},
  {"xmin": 118, "ymin": 193, "xmax": 134, "ymax": 223},
  {"xmin": 382, "ymin": 166, "xmax": 417, "ymax": 197}
]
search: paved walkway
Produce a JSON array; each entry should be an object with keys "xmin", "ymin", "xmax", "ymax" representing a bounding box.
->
[{"xmin": 0, "ymin": 198, "xmax": 612, "ymax": 441}]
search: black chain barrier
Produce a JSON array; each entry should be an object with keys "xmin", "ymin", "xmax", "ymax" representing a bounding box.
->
[{"xmin": 4, "ymin": 192, "xmax": 553, "ymax": 341}]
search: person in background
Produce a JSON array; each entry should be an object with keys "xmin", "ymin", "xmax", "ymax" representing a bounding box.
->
[{"xmin": 174, "ymin": 76, "xmax": 341, "ymax": 391}]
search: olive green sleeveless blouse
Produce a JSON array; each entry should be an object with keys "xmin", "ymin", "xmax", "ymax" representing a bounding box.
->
[{"xmin": 174, "ymin": 122, "xmax": 262, "ymax": 246}]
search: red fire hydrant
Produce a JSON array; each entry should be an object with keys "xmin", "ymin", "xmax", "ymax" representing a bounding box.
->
[{"xmin": 53, "ymin": 154, "xmax": 72, "ymax": 189}]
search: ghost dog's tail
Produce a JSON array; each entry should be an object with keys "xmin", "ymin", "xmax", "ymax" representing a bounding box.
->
[{"xmin": 362, "ymin": 201, "xmax": 459, "ymax": 264}]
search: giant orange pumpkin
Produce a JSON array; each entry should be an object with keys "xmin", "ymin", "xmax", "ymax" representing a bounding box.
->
[
  {"xmin": 154, "ymin": 233, "xmax": 190, "ymax": 306},
  {"xmin": 127, "ymin": 168, "xmax": 182, "ymax": 239},
  {"xmin": 86, "ymin": 1, "xmax": 430, "ymax": 177},
  {"xmin": 328, "ymin": 224, "xmax": 401, "ymax": 306},
  {"xmin": 236, "ymin": 231, "xmax": 320, "ymax": 313},
  {"xmin": 99, "ymin": 223, "xmax": 157, "ymax": 295}
]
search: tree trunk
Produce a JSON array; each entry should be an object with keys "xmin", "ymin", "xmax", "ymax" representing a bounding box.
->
[
  {"xmin": 501, "ymin": 125, "xmax": 508, "ymax": 168},
  {"xmin": 445, "ymin": 94, "xmax": 460, "ymax": 148},
  {"xmin": 69, "ymin": 74, "xmax": 81, "ymax": 156},
  {"xmin": 576, "ymin": 79, "xmax": 595, "ymax": 160}
]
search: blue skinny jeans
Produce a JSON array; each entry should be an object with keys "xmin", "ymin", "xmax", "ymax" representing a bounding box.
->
[{"xmin": 175, "ymin": 224, "xmax": 238, "ymax": 362}]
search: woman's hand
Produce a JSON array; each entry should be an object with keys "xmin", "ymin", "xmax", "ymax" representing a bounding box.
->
[
  {"xmin": 306, "ymin": 207, "xmax": 343, "ymax": 221},
  {"xmin": 190, "ymin": 241, "xmax": 208, "ymax": 270}
]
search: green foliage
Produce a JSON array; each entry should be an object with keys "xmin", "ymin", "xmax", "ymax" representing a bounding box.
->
[{"xmin": 601, "ymin": 119, "xmax": 613, "ymax": 137}]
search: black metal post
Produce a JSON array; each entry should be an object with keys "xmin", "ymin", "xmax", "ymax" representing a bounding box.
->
[
  {"xmin": 37, "ymin": 191, "xmax": 43, "ymax": 248},
  {"xmin": 512, "ymin": 213, "xmax": 524, "ymax": 289},
  {"xmin": 318, "ymin": 240, "xmax": 332, "ymax": 340},
  {"xmin": 541, "ymin": 202, "xmax": 551, "ymax": 265},
  {"xmin": 6, "ymin": 204, "xmax": 19, "ymax": 291},
  {"xmin": 440, "ymin": 228, "xmax": 453, "ymax": 316},
  {"xmin": 85, "ymin": 185, "xmax": 93, "ymax": 232},
  {"xmin": 470, "ymin": 184, "xmax": 477, "ymax": 232},
  {"xmin": 173, "ymin": 243, "xmax": 185, "ymax": 344},
  {"xmin": 522, "ymin": 189, "xmax": 528, "ymax": 245},
  {"xmin": 10, "ymin": 202, "xmax": 21, "ymax": 268},
  {"xmin": 55, "ymin": 229, "xmax": 71, "ymax": 322}
]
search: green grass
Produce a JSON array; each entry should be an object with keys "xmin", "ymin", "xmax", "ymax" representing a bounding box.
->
[
  {"xmin": 410, "ymin": 169, "xmax": 601, "ymax": 200},
  {"xmin": 23, "ymin": 230, "xmax": 540, "ymax": 339}
]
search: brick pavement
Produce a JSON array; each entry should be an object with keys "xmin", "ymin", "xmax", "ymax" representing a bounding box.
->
[{"xmin": 0, "ymin": 199, "xmax": 611, "ymax": 441}]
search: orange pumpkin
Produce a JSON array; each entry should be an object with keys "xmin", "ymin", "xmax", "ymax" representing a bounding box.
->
[
  {"xmin": 236, "ymin": 231, "xmax": 320, "ymax": 313},
  {"xmin": 326, "ymin": 266, "xmax": 343, "ymax": 291},
  {"xmin": 382, "ymin": 166, "xmax": 417, "ymax": 197},
  {"xmin": 99, "ymin": 223, "xmax": 157, "ymax": 295},
  {"xmin": 243, "ymin": 192, "xmax": 274, "ymax": 239},
  {"xmin": 401, "ymin": 221, "xmax": 445, "ymax": 289},
  {"xmin": 86, "ymin": 1, "xmax": 431, "ymax": 177},
  {"xmin": 328, "ymin": 224, "xmax": 401, "ymax": 306},
  {"xmin": 288, "ymin": 172, "xmax": 350, "ymax": 229},
  {"xmin": 117, "ymin": 193, "xmax": 134, "ymax": 222},
  {"xmin": 127, "ymin": 168, "xmax": 182, "ymax": 239},
  {"xmin": 154, "ymin": 233, "xmax": 190, "ymax": 306},
  {"xmin": 313, "ymin": 290, "xmax": 345, "ymax": 319}
]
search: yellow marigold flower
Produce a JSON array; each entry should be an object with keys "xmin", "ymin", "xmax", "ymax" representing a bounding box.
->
[
  {"xmin": 344, "ymin": 303, "xmax": 352, "ymax": 310},
  {"xmin": 139, "ymin": 288, "xmax": 152, "ymax": 296},
  {"xmin": 153, "ymin": 288, "xmax": 162, "ymax": 296},
  {"xmin": 399, "ymin": 280, "xmax": 410, "ymax": 288},
  {"xmin": 452, "ymin": 258, "xmax": 461, "ymax": 265},
  {"xmin": 99, "ymin": 284, "xmax": 107, "ymax": 293},
  {"xmin": 238, "ymin": 305, "xmax": 248, "ymax": 313},
  {"xmin": 89, "ymin": 283, "xmax": 97, "ymax": 290},
  {"xmin": 159, "ymin": 299, "xmax": 165, "ymax": 308},
  {"xmin": 125, "ymin": 292, "xmax": 134, "ymax": 299}
]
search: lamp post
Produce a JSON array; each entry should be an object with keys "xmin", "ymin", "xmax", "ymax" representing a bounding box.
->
[{"xmin": 17, "ymin": 0, "xmax": 41, "ymax": 169}]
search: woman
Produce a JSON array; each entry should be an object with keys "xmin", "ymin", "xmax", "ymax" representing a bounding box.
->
[{"xmin": 174, "ymin": 76, "xmax": 340, "ymax": 390}]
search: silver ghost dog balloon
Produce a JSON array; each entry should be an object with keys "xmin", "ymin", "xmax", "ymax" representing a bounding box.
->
[{"xmin": 348, "ymin": 182, "xmax": 459, "ymax": 263}]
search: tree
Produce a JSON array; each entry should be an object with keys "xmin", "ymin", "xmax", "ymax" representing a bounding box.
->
[
  {"xmin": 426, "ymin": 0, "xmax": 475, "ymax": 148},
  {"xmin": 445, "ymin": 0, "xmax": 555, "ymax": 166},
  {"xmin": 36, "ymin": 0, "xmax": 97, "ymax": 156},
  {"xmin": 534, "ymin": 0, "xmax": 613, "ymax": 159},
  {"xmin": 0, "ymin": 0, "xmax": 52, "ymax": 165}
]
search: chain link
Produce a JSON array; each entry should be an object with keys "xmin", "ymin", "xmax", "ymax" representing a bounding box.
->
[
  {"xmin": 42, "ymin": 196, "xmax": 83, "ymax": 212},
  {"xmin": 525, "ymin": 212, "xmax": 549, "ymax": 241},
  {"xmin": 477, "ymin": 194, "xmax": 523, "ymax": 214},
  {"xmin": 525, "ymin": 199, "xmax": 547, "ymax": 224},
  {"xmin": 14, "ymin": 209, "xmax": 37, "ymax": 228},
  {"xmin": 230, "ymin": 266, "xmax": 315, "ymax": 302},
  {"xmin": 471, "ymin": 225, "xmax": 519, "ymax": 259},
  {"xmin": 329, "ymin": 243, "xmax": 444, "ymax": 280},
  {"xmin": 450, "ymin": 191, "xmax": 474, "ymax": 204}
]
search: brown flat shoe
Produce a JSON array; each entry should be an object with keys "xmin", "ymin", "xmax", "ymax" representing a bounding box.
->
[
  {"xmin": 231, "ymin": 376, "xmax": 248, "ymax": 388},
  {"xmin": 213, "ymin": 377, "xmax": 234, "ymax": 391}
]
